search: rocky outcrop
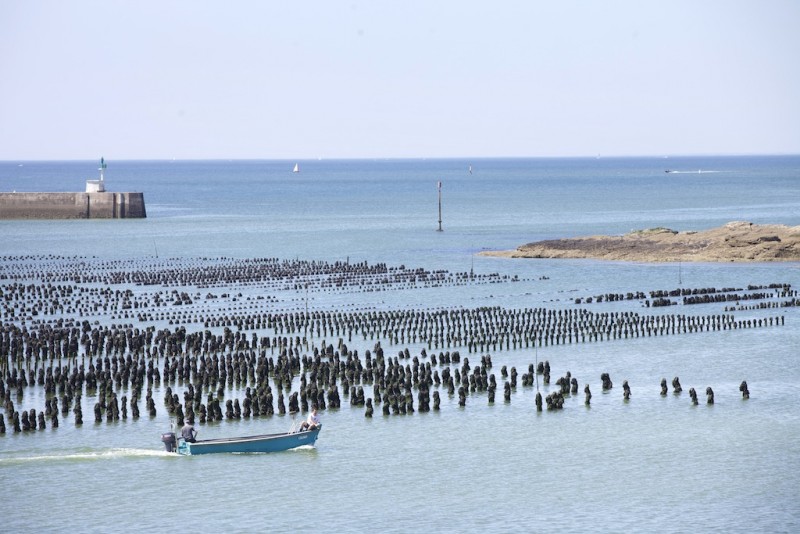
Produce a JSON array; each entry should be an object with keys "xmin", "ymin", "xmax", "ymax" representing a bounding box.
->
[{"xmin": 481, "ymin": 222, "xmax": 800, "ymax": 262}]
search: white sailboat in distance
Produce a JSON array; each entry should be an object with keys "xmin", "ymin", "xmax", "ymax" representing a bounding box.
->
[{"xmin": 293, "ymin": 163, "xmax": 299, "ymax": 173}]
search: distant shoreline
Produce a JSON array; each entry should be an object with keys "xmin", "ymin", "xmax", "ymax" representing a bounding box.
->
[{"xmin": 480, "ymin": 221, "xmax": 800, "ymax": 263}]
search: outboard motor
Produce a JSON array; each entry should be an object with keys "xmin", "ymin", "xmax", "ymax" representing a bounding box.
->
[{"xmin": 161, "ymin": 432, "xmax": 177, "ymax": 453}]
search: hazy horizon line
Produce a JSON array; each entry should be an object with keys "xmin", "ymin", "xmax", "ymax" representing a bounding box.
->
[{"xmin": 3, "ymin": 152, "xmax": 799, "ymax": 163}]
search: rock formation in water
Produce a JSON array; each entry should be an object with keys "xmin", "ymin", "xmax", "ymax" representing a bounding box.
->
[{"xmin": 481, "ymin": 222, "xmax": 800, "ymax": 262}]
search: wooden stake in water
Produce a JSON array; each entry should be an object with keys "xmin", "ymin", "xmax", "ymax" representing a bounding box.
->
[
  {"xmin": 470, "ymin": 247, "xmax": 474, "ymax": 281},
  {"xmin": 305, "ymin": 283, "xmax": 309, "ymax": 337},
  {"xmin": 437, "ymin": 181, "xmax": 443, "ymax": 232}
]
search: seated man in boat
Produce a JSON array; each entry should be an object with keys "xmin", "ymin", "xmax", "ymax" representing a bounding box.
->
[
  {"xmin": 299, "ymin": 406, "xmax": 320, "ymax": 431},
  {"xmin": 181, "ymin": 420, "xmax": 198, "ymax": 443}
]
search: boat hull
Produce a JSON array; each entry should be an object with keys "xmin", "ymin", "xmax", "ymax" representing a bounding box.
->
[{"xmin": 177, "ymin": 427, "xmax": 321, "ymax": 455}]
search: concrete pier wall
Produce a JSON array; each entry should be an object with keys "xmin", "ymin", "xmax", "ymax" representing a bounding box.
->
[{"xmin": 0, "ymin": 192, "xmax": 146, "ymax": 219}]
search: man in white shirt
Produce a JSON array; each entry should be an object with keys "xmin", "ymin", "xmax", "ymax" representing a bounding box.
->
[{"xmin": 300, "ymin": 406, "xmax": 321, "ymax": 431}]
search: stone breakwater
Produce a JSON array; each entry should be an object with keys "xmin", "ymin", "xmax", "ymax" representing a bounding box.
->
[
  {"xmin": 480, "ymin": 221, "xmax": 800, "ymax": 262},
  {"xmin": 0, "ymin": 192, "xmax": 146, "ymax": 219}
]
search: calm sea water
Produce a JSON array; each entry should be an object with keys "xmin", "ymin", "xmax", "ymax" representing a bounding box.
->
[{"xmin": 1, "ymin": 156, "xmax": 800, "ymax": 533}]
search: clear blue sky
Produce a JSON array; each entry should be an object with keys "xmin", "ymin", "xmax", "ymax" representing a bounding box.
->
[{"xmin": 1, "ymin": 1, "xmax": 798, "ymax": 160}]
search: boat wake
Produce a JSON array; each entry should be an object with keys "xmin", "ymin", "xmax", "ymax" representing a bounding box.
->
[
  {"xmin": 0, "ymin": 448, "xmax": 171, "ymax": 464},
  {"xmin": 288, "ymin": 444, "xmax": 317, "ymax": 451},
  {"xmin": 664, "ymin": 170, "xmax": 722, "ymax": 174}
]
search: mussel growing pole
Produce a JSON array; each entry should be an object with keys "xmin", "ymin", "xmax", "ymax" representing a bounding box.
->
[{"xmin": 437, "ymin": 181, "xmax": 443, "ymax": 232}]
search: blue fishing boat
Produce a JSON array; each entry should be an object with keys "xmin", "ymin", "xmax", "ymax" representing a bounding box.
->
[{"xmin": 161, "ymin": 425, "xmax": 321, "ymax": 455}]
